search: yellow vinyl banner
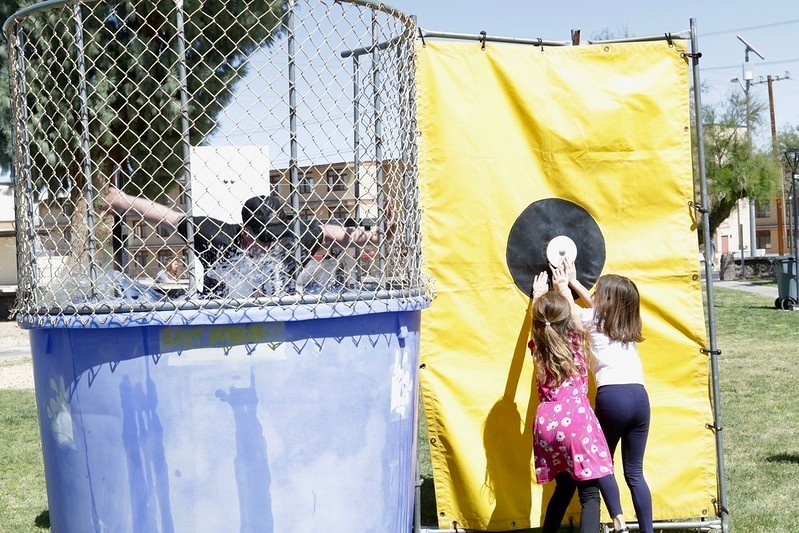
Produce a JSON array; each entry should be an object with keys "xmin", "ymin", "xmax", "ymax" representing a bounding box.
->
[{"xmin": 417, "ymin": 39, "xmax": 717, "ymax": 530}]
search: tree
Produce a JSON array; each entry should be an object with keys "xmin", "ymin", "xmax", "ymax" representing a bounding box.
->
[
  {"xmin": 1, "ymin": 0, "xmax": 287, "ymax": 272},
  {"xmin": 0, "ymin": 0, "xmax": 287, "ymax": 197},
  {"xmin": 776, "ymin": 124, "xmax": 799, "ymax": 156},
  {"xmin": 700, "ymin": 90, "xmax": 782, "ymax": 238}
]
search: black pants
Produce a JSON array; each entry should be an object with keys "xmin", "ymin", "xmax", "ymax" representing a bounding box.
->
[
  {"xmin": 541, "ymin": 472, "xmax": 601, "ymax": 533},
  {"xmin": 595, "ymin": 384, "xmax": 654, "ymax": 533}
]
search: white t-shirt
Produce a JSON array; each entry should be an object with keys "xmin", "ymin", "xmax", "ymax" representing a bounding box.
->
[{"xmin": 581, "ymin": 308, "xmax": 645, "ymax": 387}]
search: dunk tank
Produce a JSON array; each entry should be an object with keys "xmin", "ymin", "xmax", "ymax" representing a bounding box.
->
[{"xmin": 3, "ymin": 1, "xmax": 428, "ymax": 531}]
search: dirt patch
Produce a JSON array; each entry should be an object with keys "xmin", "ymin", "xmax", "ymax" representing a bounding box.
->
[
  {"xmin": 0, "ymin": 359, "xmax": 34, "ymax": 390},
  {"xmin": 0, "ymin": 319, "xmax": 29, "ymax": 348},
  {"xmin": 0, "ymin": 320, "xmax": 34, "ymax": 389}
]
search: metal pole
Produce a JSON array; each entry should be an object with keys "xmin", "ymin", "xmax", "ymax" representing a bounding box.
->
[
  {"xmin": 738, "ymin": 202, "xmax": 745, "ymax": 278},
  {"xmin": 691, "ymin": 18, "xmax": 729, "ymax": 532},
  {"xmin": 372, "ymin": 10, "xmax": 386, "ymax": 274},
  {"xmin": 745, "ymin": 53, "xmax": 757, "ymax": 259},
  {"xmin": 753, "ymin": 72, "xmax": 792, "ymax": 256},
  {"xmin": 352, "ymin": 55, "xmax": 363, "ymax": 282},
  {"xmin": 766, "ymin": 75, "xmax": 784, "ymax": 255},
  {"xmin": 793, "ymin": 174, "xmax": 799, "ymax": 305},
  {"xmin": 287, "ymin": 0, "xmax": 301, "ymax": 271},
  {"xmin": 9, "ymin": 24, "xmax": 39, "ymax": 307},
  {"xmin": 73, "ymin": 3, "xmax": 100, "ymax": 298},
  {"xmin": 174, "ymin": 0, "xmax": 197, "ymax": 294}
]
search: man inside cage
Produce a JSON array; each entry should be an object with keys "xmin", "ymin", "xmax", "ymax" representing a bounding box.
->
[{"xmin": 103, "ymin": 185, "xmax": 390, "ymax": 298}]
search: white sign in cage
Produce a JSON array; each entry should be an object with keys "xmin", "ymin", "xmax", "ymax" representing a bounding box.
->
[{"xmin": 5, "ymin": 0, "xmax": 428, "ymax": 325}]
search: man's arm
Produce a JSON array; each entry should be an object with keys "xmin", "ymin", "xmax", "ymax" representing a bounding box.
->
[
  {"xmin": 104, "ymin": 185, "xmax": 185, "ymax": 229},
  {"xmin": 319, "ymin": 198, "xmax": 396, "ymax": 248}
]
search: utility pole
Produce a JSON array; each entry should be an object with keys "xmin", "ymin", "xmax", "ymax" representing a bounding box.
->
[
  {"xmin": 736, "ymin": 35, "xmax": 765, "ymax": 264},
  {"xmin": 753, "ymin": 71, "xmax": 791, "ymax": 255}
]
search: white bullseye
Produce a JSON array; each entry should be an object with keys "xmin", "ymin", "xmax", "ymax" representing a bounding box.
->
[{"xmin": 546, "ymin": 235, "xmax": 577, "ymax": 267}]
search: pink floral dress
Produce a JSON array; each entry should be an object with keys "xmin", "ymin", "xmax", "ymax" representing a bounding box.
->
[{"xmin": 530, "ymin": 333, "xmax": 614, "ymax": 484}]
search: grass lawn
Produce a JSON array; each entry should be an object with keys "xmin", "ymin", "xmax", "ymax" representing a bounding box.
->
[
  {"xmin": 2, "ymin": 285, "xmax": 797, "ymax": 531},
  {"xmin": 712, "ymin": 286, "xmax": 799, "ymax": 532},
  {"xmin": 0, "ymin": 389, "xmax": 49, "ymax": 532}
]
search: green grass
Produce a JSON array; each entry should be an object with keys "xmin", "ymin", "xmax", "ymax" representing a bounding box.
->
[
  {"xmin": 740, "ymin": 276, "xmax": 778, "ymax": 287},
  {"xmin": 712, "ymin": 286, "xmax": 799, "ymax": 532},
  {"xmin": 2, "ymin": 289, "xmax": 797, "ymax": 531},
  {"xmin": 0, "ymin": 389, "xmax": 49, "ymax": 532}
]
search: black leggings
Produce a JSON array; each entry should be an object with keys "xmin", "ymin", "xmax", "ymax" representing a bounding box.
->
[
  {"xmin": 595, "ymin": 384, "xmax": 654, "ymax": 533},
  {"xmin": 541, "ymin": 472, "xmax": 601, "ymax": 533}
]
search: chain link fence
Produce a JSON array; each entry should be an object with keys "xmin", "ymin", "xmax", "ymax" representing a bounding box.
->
[{"xmin": 4, "ymin": 0, "xmax": 428, "ymax": 326}]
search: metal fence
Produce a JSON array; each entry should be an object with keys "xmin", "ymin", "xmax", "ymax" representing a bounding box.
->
[{"xmin": 4, "ymin": 0, "xmax": 427, "ymax": 325}]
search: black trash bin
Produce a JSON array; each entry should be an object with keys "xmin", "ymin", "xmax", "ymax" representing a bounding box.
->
[{"xmin": 770, "ymin": 256, "xmax": 797, "ymax": 309}]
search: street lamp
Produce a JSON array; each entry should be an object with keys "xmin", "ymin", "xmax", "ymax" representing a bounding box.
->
[
  {"xmin": 785, "ymin": 147, "xmax": 799, "ymax": 309},
  {"xmin": 736, "ymin": 35, "xmax": 765, "ymax": 265}
]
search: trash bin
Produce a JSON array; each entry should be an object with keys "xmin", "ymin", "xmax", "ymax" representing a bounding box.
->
[
  {"xmin": 770, "ymin": 256, "xmax": 797, "ymax": 309},
  {"xmin": 24, "ymin": 302, "xmax": 426, "ymax": 532}
]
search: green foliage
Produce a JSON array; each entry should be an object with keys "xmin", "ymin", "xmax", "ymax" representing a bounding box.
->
[
  {"xmin": 1, "ymin": 0, "xmax": 287, "ymax": 197},
  {"xmin": 776, "ymin": 125, "xmax": 799, "ymax": 156},
  {"xmin": 700, "ymin": 91, "xmax": 783, "ymax": 236}
]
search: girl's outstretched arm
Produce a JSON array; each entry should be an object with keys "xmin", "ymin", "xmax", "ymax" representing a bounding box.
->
[
  {"xmin": 531, "ymin": 271, "xmax": 549, "ymax": 304},
  {"xmin": 564, "ymin": 257, "xmax": 593, "ymax": 307},
  {"xmin": 551, "ymin": 260, "xmax": 582, "ymax": 319}
]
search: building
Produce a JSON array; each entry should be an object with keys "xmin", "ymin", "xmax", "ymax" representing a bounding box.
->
[{"xmin": 268, "ymin": 160, "xmax": 391, "ymax": 226}]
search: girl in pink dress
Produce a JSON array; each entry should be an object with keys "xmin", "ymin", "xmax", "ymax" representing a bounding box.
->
[{"xmin": 530, "ymin": 270, "xmax": 619, "ymax": 533}]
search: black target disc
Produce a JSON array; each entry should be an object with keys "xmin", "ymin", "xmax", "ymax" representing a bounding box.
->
[{"xmin": 506, "ymin": 198, "xmax": 606, "ymax": 297}]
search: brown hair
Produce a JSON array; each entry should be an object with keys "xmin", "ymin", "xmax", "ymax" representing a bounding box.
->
[
  {"xmin": 592, "ymin": 274, "xmax": 644, "ymax": 343},
  {"xmin": 530, "ymin": 292, "xmax": 590, "ymax": 387}
]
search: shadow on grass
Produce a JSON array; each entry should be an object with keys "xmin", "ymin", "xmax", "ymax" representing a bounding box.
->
[
  {"xmin": 34, "ymin": 509, "xmax": 49, "ymax": 529},
  {"xmin": 765, "ymin": 453, "xmax": 799, "ymax": 464}
]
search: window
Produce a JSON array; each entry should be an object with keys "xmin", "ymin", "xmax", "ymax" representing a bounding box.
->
[
  {"xmin": 300, "ymin": 208, "xmax": 315, "ymax": 221},
  {"xmin": 299, "ymin": 173, "xmax": 314, "ymax": 194},
  {"xmin": 755, "ymin": 200, "xmax": 771, "ymax": 218},
  {"xmin": 270, "ymin": 173, "xmax": 283, "ymax": 195},
  {"xmin": 133, "ymin": 223, "xmax": 148, "ymax": 239},
  {"xmin": 135, "ymin": 252, "xmax": 149, "ymax": 269},
  {"xmin": 332, "ymin": 206, "xmax": 350, "ymax": 221},
  {"xmin": 756, "ymin": 230, "xmax": 771, "ymax": 250},
  {"xmin": 157, "ymin": 225, "xmax": 172, "ymax": 238},
  {"xmin": 326, "ymin": 169, "xmax": 347, "ymax": 191},
  {"xmin": 158, "ymin": 251, "xmax": 172, "ymax": 266}
]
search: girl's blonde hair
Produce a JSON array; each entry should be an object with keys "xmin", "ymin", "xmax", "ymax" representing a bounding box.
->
[
  {"xmin": 592, "ymin": 274, "xmax": 644, "ymax": 343},
  {"xmin": 530, "ymin": 292, "xmax": 590, "ymax": 387}
]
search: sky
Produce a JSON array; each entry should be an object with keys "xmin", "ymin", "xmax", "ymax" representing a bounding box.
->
[
  {"xmin": 387, "ymin": 0, "xmax": 799, "ymax": 146},
  {"xmin": 2, "ymin": 0, "xmax": 797, "ymax": 185}
]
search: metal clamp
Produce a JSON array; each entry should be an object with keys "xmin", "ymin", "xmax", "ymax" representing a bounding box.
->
[{"xmin": 689, "ymin": 200, "xmax": 709, "ymax": 214}]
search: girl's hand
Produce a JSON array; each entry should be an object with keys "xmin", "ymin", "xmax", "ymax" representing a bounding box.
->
[
  {"xmin": 550, "ymin": 261, "xmax": 569, "ymax": 290},
  {"xmin": 563, "ymin": 257, "xmax": 577, "ymax": 284},
  {"xmin": 531, "ymin": 271, "xmax": 548, "ymax": 300}
]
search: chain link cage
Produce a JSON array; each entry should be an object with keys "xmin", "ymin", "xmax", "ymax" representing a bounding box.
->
[{"xmin": 4, "ymin": 0, "xmax": 428, "ymax": 326}]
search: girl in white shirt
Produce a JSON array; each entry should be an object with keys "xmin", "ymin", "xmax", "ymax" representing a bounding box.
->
[{"xmin": 566, "ymin": 260, "xmax": 652, "ymax": 533}]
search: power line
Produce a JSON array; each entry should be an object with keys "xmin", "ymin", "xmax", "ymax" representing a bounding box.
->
[
  {"xmin": 700, "ymin": 19, "xmax": 799, "ymax": 37},
  {"xmin": 702, "ymin": 58, "xmax": 799, "ymax": 71}
]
